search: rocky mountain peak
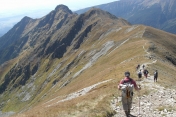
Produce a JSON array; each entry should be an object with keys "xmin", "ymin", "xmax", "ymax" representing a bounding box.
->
[
  {"xmin": 55, "ymin": 4, "xmax": 73, "ymax": 14},
  {"xmin": 20, "ymin": 16, "xmax": 33, "ymax": 24},
  {"xmin": 84, "ymin": 7, "xmax": 117, "ymax": 19}
]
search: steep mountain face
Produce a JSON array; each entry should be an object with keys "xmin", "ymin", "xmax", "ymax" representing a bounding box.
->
[
  {"xmin": 0, "ymin": 5, "xmax": 74, "ymax": 65},
  {"xmin": 0, "ymin": 16, "xmax": 35, "ymax": 64},
  {"xmin": 0, "ymin": 4, "xmax": 176, "ymax": 117},
  {"xmin": 0, "ymin": 5, "xmax": 130, "ymax": 114},
  {"xmin": 76, "ymin": 0, "xmax": 176, "ymax": 34}
]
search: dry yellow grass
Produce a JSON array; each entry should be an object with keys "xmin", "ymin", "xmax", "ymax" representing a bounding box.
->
[
  {"xmin": 10, "ymin": 25, "xmax": 149, "ymax": 116},
  {"xmin": 4, "ymin": 23, "xmax": 176, "ymax": 117}
]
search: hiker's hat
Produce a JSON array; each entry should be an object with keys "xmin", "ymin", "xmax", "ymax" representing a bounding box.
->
[{"xmin": 125, "ymin": 71, "xmax": 130, "ymax": 77}]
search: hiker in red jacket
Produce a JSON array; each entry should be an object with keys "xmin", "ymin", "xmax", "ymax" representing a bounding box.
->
[{"xmin": 118, "ymin": 71, "xmax": 141, "ymax": 117}]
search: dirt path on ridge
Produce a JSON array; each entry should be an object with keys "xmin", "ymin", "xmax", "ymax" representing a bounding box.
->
[{"xmin": 111, "ymin": 60, "xmax": 176, "ymax": 117}]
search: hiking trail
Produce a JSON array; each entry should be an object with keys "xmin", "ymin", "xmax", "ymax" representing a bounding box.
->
[
  {"xmin": 111, "ymin": 61, "xmax": 176, "ymax": 117},
  {"xmin": 111, "ymin": 46, "xmax": 176, "ymax": 117}
]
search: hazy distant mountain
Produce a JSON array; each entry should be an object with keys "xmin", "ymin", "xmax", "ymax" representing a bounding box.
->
[
  {"xmin": 0, "ymin": 27, "xmax": 10, "ymax": 37},
  {"xmin": 0, "ymin": 4, "xmax": 176, "ymax": 117},
  {"xmin": 76, "ymin": 0, "xmax": 176, "ymax": 34}
]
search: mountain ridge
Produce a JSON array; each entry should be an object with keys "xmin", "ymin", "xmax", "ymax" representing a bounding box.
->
[{"xmin": 0, "ymin": 4, "xmax": 176, "ymax": 117}]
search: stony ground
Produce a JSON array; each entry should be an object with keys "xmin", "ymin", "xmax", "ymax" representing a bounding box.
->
[{"xmin": 111, "ymin": 65, "xmax": 176, "ymax": 117}]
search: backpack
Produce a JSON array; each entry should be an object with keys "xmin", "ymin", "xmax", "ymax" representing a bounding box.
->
[
  {"xmin": 138, "ymin": 71, "xmax": 142, "ymax": 78},
  {"xmin": 120, "ymin": 79, "xmax": 134, "ymax": 99},
  {"xmin": 144, "ymin": 70, "xmax": 148, "ymax": 74},
  {"xmin": 154, "ymin": 71, "xmax": 158, "ymax": 77}
]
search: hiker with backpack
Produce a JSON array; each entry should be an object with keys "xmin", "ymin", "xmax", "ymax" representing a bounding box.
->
[
  {"xmin": 136, "ymin": 64, "xmax": 140, "ymax": 71},
  {"xmin": 154, "ymin": 70, "xmax": 158, "ymax": 82},
  {"xmin": 118, "ymin": 71, "xmax": 141, "ymax": 117},
  {"xmin": 138, "ymin": 69, "xmax": 142, "ymax": 81},
  {"xmin": 143, "ymin": 69, "xmax": 149, "ymax": 78}
]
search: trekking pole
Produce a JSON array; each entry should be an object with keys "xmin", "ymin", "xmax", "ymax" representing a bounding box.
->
[
  {"xmin": 138, "ymin": 83, "xmax": 141, "ymax": 117},
  {"xmin": 138, "ymin": 90, "xmax": 141, "ymax": 116}
]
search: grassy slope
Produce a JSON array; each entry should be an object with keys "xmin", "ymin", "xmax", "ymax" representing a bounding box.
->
[{"xmin": 9, "ymin": 25, "xmax": 176, "ymax": 117}]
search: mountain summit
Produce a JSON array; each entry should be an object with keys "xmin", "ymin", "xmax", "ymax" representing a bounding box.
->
[{"xmin": 54, "ymin": 4, "xmax": 73, "ymax": 14}]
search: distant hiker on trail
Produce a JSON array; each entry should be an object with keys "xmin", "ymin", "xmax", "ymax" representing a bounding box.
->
[
  {"xmin": 142, "ymin": 64, "xmax": 145, "ymax": 69},
  {"xmin": 136, "ymin": 64, "xmax": 140, "ymax": 71},
  {"xmin": 118, "ymin": 71, "xmax": 141, "ymax": 117},
  {"xmin": 138, "ymin": 69, "xmax": 142, "ymax": 81},
  {"xmin": 154, "ymin": 70, "xmax": 158, "ymax": 82},
  {"xmin": 143, "ymin": 69, "xmax": 149, "ymax": 78}
]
